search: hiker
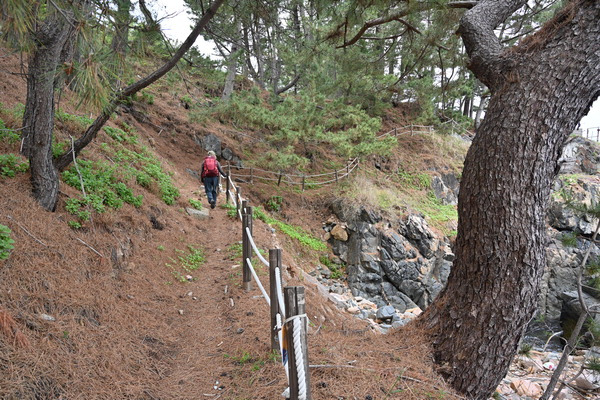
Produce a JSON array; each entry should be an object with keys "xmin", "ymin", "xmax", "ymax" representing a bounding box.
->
[{"xmin": 200, "ymin": 150, "xmax": 228, "ymax": 209}]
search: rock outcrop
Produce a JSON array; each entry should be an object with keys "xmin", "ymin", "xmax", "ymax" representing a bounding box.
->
[{"xmin": 325, "ymin": 200, "xmax": 453, "ymax": 311}]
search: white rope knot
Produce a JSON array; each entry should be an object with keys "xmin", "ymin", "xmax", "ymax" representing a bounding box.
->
[{"xmin": 283, "ymin": 313, "xmax": 307, "ymax": 326}]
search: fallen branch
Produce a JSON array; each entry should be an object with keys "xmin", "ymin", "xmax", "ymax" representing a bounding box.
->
[
  {"xmin": 6, "ymin": 215, "xmax": 47, "ymax": 246},
  {"xmin": 75, "ymin": 237, "xmax": 104, "ymax": 258}
]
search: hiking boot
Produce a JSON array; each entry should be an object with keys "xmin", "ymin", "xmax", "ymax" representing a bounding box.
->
[{"xmin": 210, "ymin": 201, "xmax": 216, "ymax": 209}]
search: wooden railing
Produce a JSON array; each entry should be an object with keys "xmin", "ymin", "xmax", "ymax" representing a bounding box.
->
[
  {"xmin": 228, "ymin": 158, "xmax": 360, "ymax": 189},
  {"xmin": 574, "ymin": 127, "xmax": 600, "ymax": 142},
  {"xmin": 227, "ymin": 121, "xmax": 473, "ymax": 190},
  {"xmin": 225, "ymin": 179, "xmax": 312, "ymax": 400}
]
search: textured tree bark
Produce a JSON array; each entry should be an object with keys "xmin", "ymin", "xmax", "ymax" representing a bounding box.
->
[
  {"xmin": 22, "ymin": 8, "xmax": 76, "ymax": 211},
  {"xmin": 420, "ymin": 1, "xmax": 600, "ymax": 399},
  {"xmin": 221, "ymin": 21, "xmax": 241, "ymax": 102}
]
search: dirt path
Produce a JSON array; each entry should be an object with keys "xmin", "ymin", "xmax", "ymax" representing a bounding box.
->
[{"xmin": 150, "ymin": 185, "xmax": 288, "ymax": 399}]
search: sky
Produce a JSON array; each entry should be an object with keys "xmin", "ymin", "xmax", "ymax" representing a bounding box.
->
[{"xmin": 150, "ymin": 0, "xmax": 599, "ymax": 131}]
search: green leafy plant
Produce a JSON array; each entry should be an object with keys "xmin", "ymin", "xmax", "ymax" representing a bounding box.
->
[
  {"xmin": 227, "ymin": 242, "xmax": 243, "ymax": 260},
  {"xmin": 188, "ymin": 198, "xmax": 203, "ymax": 210},
  {"xmin": 0, "ymin": 119, "xmax": 20, "ymax": 143},
  {"xmin": 61, "ymin": 159, "xmax": 144, "ymax": 226},
  {"xmin": 0, "ymin": 224, "xmax": 15, "ymax": 260},
  {"xmin": 222, "ymin": 202, "xmax": 239, "ymax": 219},
  {"xmin": 165, "ymin": 245, "xmax": 205, "ymax": 283},
  {"xmin": 0, "ymin": 154, "xmax": 29, "ymax": 177},
  {"xmin": 104, "ymin": 126, "xmax": 139, "ymax": 144},
  {"xmin": 253, "ymin": 207, "xmax": 326, "ymax": 251},
  {"xmin": 319, "ymin": 255, "xmax": 345, "ymax": 279},
  {"xmin": 265, "ymin": 195, "xmax": 283, "ymax": 212},
  {"xmin": 55, "ymin": 110, "xmax": 94, "ymax": 128}
]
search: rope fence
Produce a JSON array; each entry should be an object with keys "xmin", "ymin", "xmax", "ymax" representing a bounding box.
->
[
  {"xmin": 217, "ymin": 120, "xmax": 475, "ymax": 397},
  {"xmin": 226, "ymin": 121, "xmax": 474, "ymax": 189},
  {"xmin": 574, "ymin": 127, "xmax": 600, "ymax": 142},
  {"xmin": 228, "ymin": 157, "xmax": 360, "ymax": 189},
  {"xmin": 225, "ymin": 175, "xmax": 312, "ymax": 399}
]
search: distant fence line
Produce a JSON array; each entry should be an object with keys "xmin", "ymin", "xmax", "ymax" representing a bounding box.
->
[
  {"xmin": 225, "ymin": 178, "xmax": 312, "ymax": 399},
  {"xmin": 228, "ymin": 157, "xmax": 360, "ymax": 189},
  {"xmin": 226, "ymin": 123, "xmax": 458, "ymax": 189},
  {"xmin": 574, "ymin": 127, "xmax": 600, "ymax": 142}
]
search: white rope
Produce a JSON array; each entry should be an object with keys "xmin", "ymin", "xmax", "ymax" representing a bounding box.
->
[
  {"xmin": 275, "ymin": 267, "xmax": 286, "ymax": 317},
  {"xmin": 245, "ymin": 227, "xmax": 270, "ymax": 266},
  {"xmin": 228, "ymin": 190, "xmax": 237, "ymax": 208},
  {"xmin": 292, "ymin": 315, "xmax": 308, "ymax": 400},
  {"xmin": 245, "ymin": 257, "xmax": 270, "ymax": 306}
]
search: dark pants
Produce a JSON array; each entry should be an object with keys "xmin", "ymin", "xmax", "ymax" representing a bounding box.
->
[{"xmin": 203, "ymin": 176, "xmax": 219, "ymax": 204}]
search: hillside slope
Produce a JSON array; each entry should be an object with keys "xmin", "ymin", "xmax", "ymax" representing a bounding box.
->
[{"xmin": 0, "ymin": 49, "xmax": 458, "ymax": 399}]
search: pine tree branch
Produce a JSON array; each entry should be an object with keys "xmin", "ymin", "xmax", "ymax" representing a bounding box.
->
[
  {"xmin": 457, "ymin": 0, "xmax": 527, "ymax": 90},
  {"xmin": 54, "ymin": 0, "xmax": 225, "ymax": 171}
]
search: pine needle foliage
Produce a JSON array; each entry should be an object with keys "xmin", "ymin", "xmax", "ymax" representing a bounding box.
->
[{"xmin": 0, "ymin": 0, "xmax": 37, "ymax": 49}]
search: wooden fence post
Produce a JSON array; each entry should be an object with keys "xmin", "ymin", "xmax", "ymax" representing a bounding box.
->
[
  {"xmin": 226, "ymin": 163, "xmax": 231, "ymax": 204},
  {"xmin": 269, "ymin": 248, "xmax": 282, "ymax": 352},
  {"xmin": 236, "ymin": 187, "xmax": 241, "ymax": 215},
  {"xmin": 242, "ymin": 201, "xmax": 252, "ymax": 292},
  {"xmin": 302, "ymin": 175, "xmax": 305, "ymax": 191},
  {"xmin": 334, "ymin": 170, "xmax": 338, "ymax": 183},
  {"xmin": 277, "ymin": 171, "xmax": 283, "ymax": 186},
  {"xmin": 394, "ymin": 127, "xmax": 397, "ymax": 136},
  {"xmin": 250, "ymin": 167, "xmax": 254, "ymax": 184},
  {"xmin": 284, "ymin": 286, "xmax": 311, "ymax": 400}
]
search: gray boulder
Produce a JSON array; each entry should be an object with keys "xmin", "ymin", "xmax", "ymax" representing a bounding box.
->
[{"xmin": 431, "ymin": 173, "xmax": 460, "ymax": 205}]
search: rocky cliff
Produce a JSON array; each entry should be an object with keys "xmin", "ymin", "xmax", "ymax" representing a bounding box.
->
[{"xmin": 325, "ymin": 135, "xmax": 600, "ymax": 328}]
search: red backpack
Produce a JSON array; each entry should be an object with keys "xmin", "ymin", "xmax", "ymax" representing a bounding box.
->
[{"xmin": 203, "ymin": 156, "xmax": 219, "ymax": 178}]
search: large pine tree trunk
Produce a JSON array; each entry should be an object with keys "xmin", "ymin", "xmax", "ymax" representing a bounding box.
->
[
  {"xmin": 21, "ymin": 9, "xmax": 75, "ymax": 211},
  {"xmin": 420, "ymin": 1, "xmax": 600, "ymax": 399}
]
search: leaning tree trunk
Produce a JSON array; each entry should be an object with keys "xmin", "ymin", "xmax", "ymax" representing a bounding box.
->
[
  {"xmin": 222, "ymin": 20, "xmax": 241, "ymax": 102},
  {"xmin": 420, "ymin": 1, "xmax": 600, "ymax": 399},
  {"xmin": 21, "ymin": 8, "xmax": 76, "ymax": 211}
]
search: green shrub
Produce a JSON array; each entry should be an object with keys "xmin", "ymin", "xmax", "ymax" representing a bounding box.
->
[
  {"xmin": 104, "ymin": 126, "xmax": 139, "ymax": 144},
  {"xmin": 189, "ymin": 198, "xmax": 203, "ymax": 210},
  {"xmin": 0, "ymin": 119, "xmax": 20, "ymax": 143},
  {"xmin": 0, "ymin": 224, "xmax": 15, "ymax": 260},
  {"xmin": 0, "ymin": 154, "xmax": 29, "ymax": 177},
  {"xmin": 55, "ymin": 110, "xmax": 94, "ymax": 127},
  {"xmin": 265, "ymin": 196, "xmax": 283, "ymax": 212},
  {"xmin": 319, "ymin": 255, "xmax": 344, "ymax": 279},
  {"xmin": 253, "ymin": 207, "xmax": 327, "ymax": 251},
  {"xmin": 62, "ymin": 159, "xmax": 144, "ymax": 226}
]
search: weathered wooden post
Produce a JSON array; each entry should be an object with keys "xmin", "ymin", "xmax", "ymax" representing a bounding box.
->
[
  {"xmin": 334, "ymin": 170, "xmax": 338, "ymax": 183},
  {"xmin": 269, "ymin": 248, "xmax": 282, "ymax": 352},
  {"xmin": 250, "ymin": 167, "xmax": 254, "ymax": 184},
  {"xmin": 394, "ymin": 126, "xmax": 397, "ymax": 136},
  {"xmin": 236, "ymin": 187, "xmax": 241, "ymax": 215},
  {"xmin": 301, "ymin": 175, "xmax": 306, "ymax": 191},
  {"xmin": 277, "ymin": 171, "xmax": 283, "ymax": 186},
  {"xmin": 242, "ymin": 201, "xmax": 252, "ymax": 291},
  {"xmin": 284, "ymin": 286, "xmax": 311, "ymax": 400},
  {"xmin": 226, "ymin": 163, "xmax": 231, "ymax": 204}
]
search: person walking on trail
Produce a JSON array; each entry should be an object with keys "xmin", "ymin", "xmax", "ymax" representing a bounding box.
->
[{"xmin": 200, "ymin": 150, "xmax": 227, "ymax": 209}]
